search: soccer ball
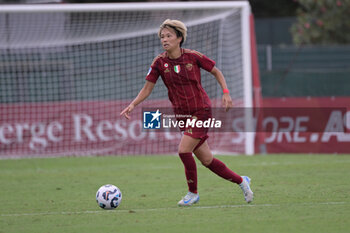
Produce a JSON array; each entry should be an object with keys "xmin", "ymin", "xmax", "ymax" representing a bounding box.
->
[{"xmin": 96, "ymin": 184, "xmax": 122, "ymax": 210}]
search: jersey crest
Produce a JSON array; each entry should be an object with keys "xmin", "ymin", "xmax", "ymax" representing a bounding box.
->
[
  {"xmin": 186, "ymin": 63, "xmax": 193, "ymax": 71},
  {"xmin": 174, "ymin": 65, "xmax": 181, "ymax": 73}
]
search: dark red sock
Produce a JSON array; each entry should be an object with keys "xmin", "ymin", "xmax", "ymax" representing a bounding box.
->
[
  {"xmin": 207, "ymin": 158, "xmax": 243, "ymax": 184},
  {"xmin": 179, "ymin": 152, "xmax": 198, "ymax": 193}
]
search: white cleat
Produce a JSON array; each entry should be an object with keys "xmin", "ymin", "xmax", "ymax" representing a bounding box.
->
[
  {"xmin": 239, "ymin": 176, "xmax": 254, "ymax": 203},
  {"xmin": 178, "ymin": 192, "xmax": 200, "ymax": 207}
]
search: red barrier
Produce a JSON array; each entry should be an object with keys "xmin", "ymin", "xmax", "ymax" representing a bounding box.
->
[
  {"xmin": 0, "ymin": 100, "xmax": 244, "ymax": 158},
  {"xmin": 261, "ymin": 97, "xmax": 350, "ymax": 153},
  {"xmin": 1, "ymin": 97, "xmax": 349, "ymax": 158}
]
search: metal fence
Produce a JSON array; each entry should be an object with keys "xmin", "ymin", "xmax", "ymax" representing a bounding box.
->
[{"xmin": 257, "ymin": 45, "xmax": 350, "ymax": 97}]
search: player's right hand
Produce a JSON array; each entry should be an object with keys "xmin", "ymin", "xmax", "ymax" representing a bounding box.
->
[{"xmin": 120, "ymin": 104, "xmax": 135, "ymax": 120}]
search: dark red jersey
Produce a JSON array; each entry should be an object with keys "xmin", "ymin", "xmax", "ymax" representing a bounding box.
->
[{"xmin": 146, "ymin": 48, "xmax": 215, "ymax": 114}]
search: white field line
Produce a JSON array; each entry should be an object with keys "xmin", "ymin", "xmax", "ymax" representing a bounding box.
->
[
  {"xmin": 0, "ymin": 202, "xmax": 347, "ymax": 217},
  {"xmin": 238, "ymin": 160, "xmax": 350, "ymax": 167}
]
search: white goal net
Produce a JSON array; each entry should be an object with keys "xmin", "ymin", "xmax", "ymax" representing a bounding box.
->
[{"xmin": 0, "ymin": 2, "xmax": 253, "ymax": 158}]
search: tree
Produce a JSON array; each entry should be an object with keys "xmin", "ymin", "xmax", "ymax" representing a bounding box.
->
[{"xmin": 291, "ymin": 0, "xmax": 350, "ymax": 45}]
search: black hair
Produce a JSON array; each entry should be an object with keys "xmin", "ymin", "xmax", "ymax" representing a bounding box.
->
[{"xmin": 164, "ymin": 24, "xmax": 184, "ymax": 47}]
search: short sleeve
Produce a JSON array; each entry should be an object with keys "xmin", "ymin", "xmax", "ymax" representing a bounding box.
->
[
  {"xmin": 145, "ymin": 57, "xmax": 160, "ymax": 83},
  {"xmin": 195, "ymin": 52, "xmax": 216, "ymax": 72}
]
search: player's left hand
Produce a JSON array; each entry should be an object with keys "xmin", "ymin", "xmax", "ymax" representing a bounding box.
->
[{"xmin": 222, "ymin": 93, "xmax": 233, "ymax": 112}]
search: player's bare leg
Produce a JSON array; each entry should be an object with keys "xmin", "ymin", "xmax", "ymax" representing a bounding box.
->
[
  {"xmin": 193, "ymin": 140, "xmax": 213, "ymax": 166},
  {"xmin": 178, "ymin": 134, "xmax": 200, "ymax": 154}
]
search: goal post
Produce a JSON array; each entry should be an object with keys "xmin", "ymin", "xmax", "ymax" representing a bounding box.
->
[
  {"xmin": 0, "ymin": 1, "xmax": 256, "ymax": 158},
  {"xmin": 0, "ymin": 1, "xmax": 251, "ymax": 12}
]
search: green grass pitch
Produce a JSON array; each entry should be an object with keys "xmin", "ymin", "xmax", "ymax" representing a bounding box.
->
[{"xmin": 0, "ymin": 154, "xmax": 349, "ymax": 233}]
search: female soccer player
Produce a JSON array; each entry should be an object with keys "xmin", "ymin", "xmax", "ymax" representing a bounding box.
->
[{"xmin": 120, "ymin": 19, "xmax": 253, "ymax": 206}]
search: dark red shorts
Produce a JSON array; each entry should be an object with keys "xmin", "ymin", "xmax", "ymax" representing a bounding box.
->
[{"xmin": 176, "ymin": 108, "xmax": 212, "ymax": 141}]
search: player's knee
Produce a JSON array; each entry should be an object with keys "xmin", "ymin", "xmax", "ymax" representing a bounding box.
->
[
  {"xmin": 178, "ymin": 150, "xmax": 192, "ymax": 154},
  {"xmin": 178, "ymin": 147, "xmax": 192, "ymax": 154},
  {"xmin": 178, "ymin": 144, "xmax": 194, "ymax": 154},
  {"xmin": 200, "ymin": 157, "xmax": 213, "ymax": 167}
]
